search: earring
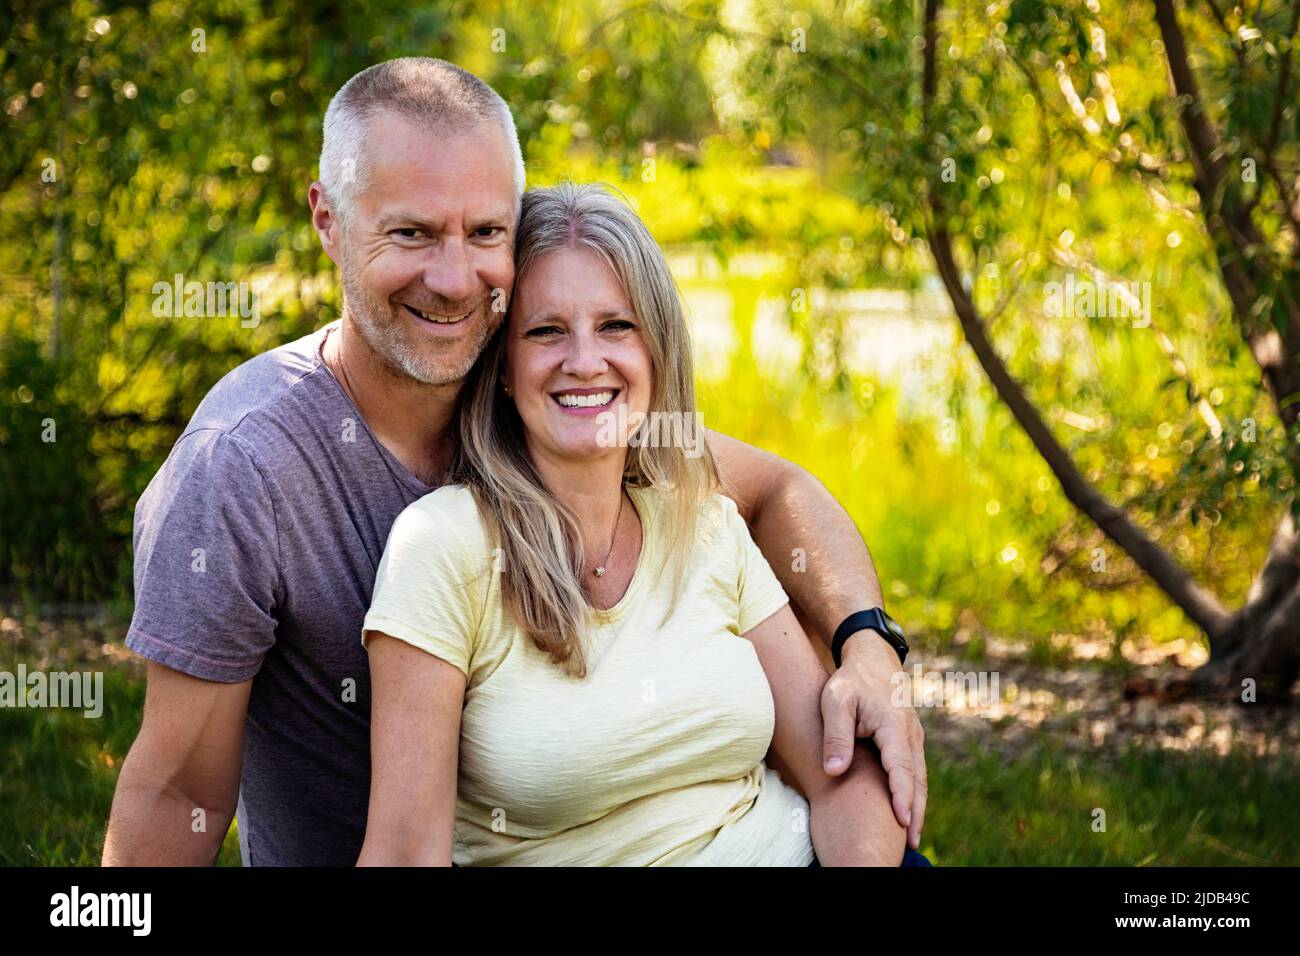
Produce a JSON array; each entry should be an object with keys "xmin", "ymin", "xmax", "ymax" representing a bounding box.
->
[{"xmin": 502, "ymin": 383, "xmax": 510, "ymax": 395}]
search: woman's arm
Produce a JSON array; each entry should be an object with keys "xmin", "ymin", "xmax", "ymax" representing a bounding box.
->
[
  {"xmin": 357, "ymin": 632, "xmax": 465, "ymax": 866},
  {"xmin": 743, "ymin": 604, "xmax": 909, "ymax": 866}
]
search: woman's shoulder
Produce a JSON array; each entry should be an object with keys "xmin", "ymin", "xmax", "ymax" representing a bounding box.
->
[
  {"xmin": 407, "ymin": 482, "xmax": 482, "ymax": 519},
  {"xmin": 388, "ymin": 484, "xmax": 492, "ymax": 561},
  {"xmin": 632, "ymin": 484, "xmax": 744, "ymax": 547},
  {"xmin": 630, "ymin": 481, "xmax": 720, "ymax": 513}
]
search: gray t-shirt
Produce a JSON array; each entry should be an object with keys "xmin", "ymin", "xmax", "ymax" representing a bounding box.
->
[{"xmin": 125, "ymin": 321, "xmax": 433, "ymax": 865}]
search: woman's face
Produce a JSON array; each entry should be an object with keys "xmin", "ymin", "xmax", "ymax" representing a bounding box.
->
[{"xmin": 504, "ymin": 246, "xmax": 653, "ymax": 468}]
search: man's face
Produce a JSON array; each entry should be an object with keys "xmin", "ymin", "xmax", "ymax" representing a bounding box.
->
[{"xmin": 335, "ymin": 111, "xmax": 518, "ymax": 386}]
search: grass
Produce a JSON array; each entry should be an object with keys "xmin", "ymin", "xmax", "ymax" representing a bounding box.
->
[
  {"xmin": 2, "ymin": 644, "xmax": 1295, "ymax": 866},
  {"xmin": 923, "ymin": 742, "xmax": 1297, "ymax": 866},
  {"xmin": 0, "ymin": 659, "xmax": 241, "ymax": 866}
]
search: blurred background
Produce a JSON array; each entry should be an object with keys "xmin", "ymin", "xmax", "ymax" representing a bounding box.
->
[{"xmin": 1, "ymin": 0, "xmax": 1298, "ymax": 865}]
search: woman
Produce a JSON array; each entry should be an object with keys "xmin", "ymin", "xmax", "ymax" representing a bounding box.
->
[{"xmin": 357, "ymin": 182, "xmax": 910, "ymax": 865}]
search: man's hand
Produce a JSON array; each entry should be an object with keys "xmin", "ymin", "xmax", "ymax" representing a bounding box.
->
[
  {"xmin": 707, "ymin": 427, "xmax": 928, "ymax": 850},
  {"xmin": 820, "ymin": 630, "xmax": 927, "ymax": 850}
]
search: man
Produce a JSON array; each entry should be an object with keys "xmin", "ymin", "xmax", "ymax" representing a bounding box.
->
[{"xmin": 101, "ymin": 57, "xmax": 926, "ymax": 866}]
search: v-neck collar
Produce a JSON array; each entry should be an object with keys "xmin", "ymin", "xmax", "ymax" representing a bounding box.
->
[
  {"xmin": 313, "ymin": 321, "xmax": 435, "ymax": 496},
  {"xmin": 591, "ymin": 485, "xmax": 655, "ymax": 624}
]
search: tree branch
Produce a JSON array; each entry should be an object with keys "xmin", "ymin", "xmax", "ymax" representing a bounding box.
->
[
  {"xmin": 1153, "ymin": 0, "xmax": 1300, "ymax": 446},
  {"xmin": 920, "ymin": 0, "xmax": 1233, "ymax": 640}
]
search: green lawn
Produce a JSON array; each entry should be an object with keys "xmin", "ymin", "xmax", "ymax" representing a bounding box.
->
[
  {"xmin": 922, "ymin": 741, "xmax": 1296, "ymax": 866},
  {"xmin": 2, "ymin": 648, "xmax": 1295, "ymax": 866},
  {"xmin": 0, "ymin": 661, "xmax": 241, "ymax": 866}
]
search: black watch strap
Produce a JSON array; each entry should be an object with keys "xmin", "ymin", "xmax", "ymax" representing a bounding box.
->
[{"xmin": 831, "ymin": 608, "xmax": 908, "ymax": 668}]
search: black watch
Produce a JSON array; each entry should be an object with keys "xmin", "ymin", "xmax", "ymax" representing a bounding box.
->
[{"xmin": 831, "ymin": 608, "xmax": 908, "ymax": 668}]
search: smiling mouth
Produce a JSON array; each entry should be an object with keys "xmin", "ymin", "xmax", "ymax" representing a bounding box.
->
[
  {"xmin": 403, "ymin": 303, "xmax": 469, "ymax": 324},
  {"xmin": 552, "ymin": 389, "xmax": 619, "ymax": 409}
]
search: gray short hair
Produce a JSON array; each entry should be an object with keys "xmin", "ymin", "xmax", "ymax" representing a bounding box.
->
[{"xmin": 319, "ymin": 57, "xmax": 525, "ymax": 228}]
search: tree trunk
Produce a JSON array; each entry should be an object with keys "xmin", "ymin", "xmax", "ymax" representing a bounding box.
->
[{"xmin": 918, "ymin": 0, "xmax": 1300, "ymax": 701}]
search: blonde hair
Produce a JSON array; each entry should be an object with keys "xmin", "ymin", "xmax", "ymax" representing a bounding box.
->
[{"xmin": 452, "ymin": 182, "xmax": 719, "ymax": 677}]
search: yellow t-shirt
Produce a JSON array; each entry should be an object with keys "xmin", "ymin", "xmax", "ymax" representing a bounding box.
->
[{"xmin": 361, "ymin": 483, "xmax": 814, "ymax": 866}]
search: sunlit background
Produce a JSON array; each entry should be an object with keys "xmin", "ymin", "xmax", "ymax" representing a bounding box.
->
[{"xmin": 2, "ymin": 0, "xmax": 1297, "ymax": 865}]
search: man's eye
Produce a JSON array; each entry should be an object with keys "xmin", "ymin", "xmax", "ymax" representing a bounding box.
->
[
  {"xmin": 473, "ymin": 226, "xmax": 504, "ymax": 238},
  {"xmin": 392, "ymin": 228, "xmax": 424, "ymax": 239}
]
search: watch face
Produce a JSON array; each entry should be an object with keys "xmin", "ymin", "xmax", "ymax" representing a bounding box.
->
[{"xmin": 883, "ymin": 612, "xmax": 908, "ymax": 646}]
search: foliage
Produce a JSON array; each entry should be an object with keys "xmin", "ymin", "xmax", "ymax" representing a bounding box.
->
[{"xmin": 1, "ymin": 0, "xmax": 1293, "ymax": 652}]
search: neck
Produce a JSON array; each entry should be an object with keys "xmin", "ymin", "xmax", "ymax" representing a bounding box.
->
[
  {"xmin": 323, "ymin": 313, "xmax": 462, "ymax": 484},
  {"xmin": 530, "ymin": 447, "xmax": 629, "ymax": 552}
]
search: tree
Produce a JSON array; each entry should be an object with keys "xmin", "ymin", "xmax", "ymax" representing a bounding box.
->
[
  {"xmin": 689, "ymin": 0, "xmax": 1297, "ymax": 699},
  {"xmin": 917, "ymin": 0, "xmax": 1299, "ymax": 699}
]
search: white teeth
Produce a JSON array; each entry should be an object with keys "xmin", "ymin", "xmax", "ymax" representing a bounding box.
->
[
  {"xmin": 555, "ymin": 391, "xmax": 615, "ymax": 408},
  {"xmin": 410, "ymin": 306, "xmax": 463, "ymax": 324}
]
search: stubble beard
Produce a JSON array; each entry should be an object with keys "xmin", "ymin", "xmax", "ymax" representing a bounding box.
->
[{"xmin": 340, "ymin": 256, "xmax": 497, "ymax": 388}]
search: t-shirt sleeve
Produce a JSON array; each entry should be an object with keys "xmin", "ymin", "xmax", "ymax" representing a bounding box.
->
[
  {"xmin": 361, "ymin": 491, "xmax": 485, "ymax": 679},
  {"xmin": 125, "ymin": 430, "xmax": 281, "ymax": 682},
  {"xmin": 721, "ymin": 496, "xmax": 791, "ymax": 634}
]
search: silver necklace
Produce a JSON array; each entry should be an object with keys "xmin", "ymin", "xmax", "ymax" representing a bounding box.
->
[{"xmin": 593, "ymin": 491, "xmax": 626, "ymax": 578}]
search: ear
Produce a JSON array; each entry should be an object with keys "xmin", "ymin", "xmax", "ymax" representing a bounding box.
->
[{"xmin": 308, "ymin": 182, "xmax": 343, "ymax": 268}]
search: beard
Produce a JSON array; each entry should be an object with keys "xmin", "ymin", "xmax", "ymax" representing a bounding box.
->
[{"xmin": 340, "ymin": 259, "xmax": 498, "ymax": 387}]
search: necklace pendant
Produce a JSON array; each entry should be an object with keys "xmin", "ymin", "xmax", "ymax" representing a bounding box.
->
[{"xmin": 593, "ymin": 566, "xmax": 607, "ymax": 578}]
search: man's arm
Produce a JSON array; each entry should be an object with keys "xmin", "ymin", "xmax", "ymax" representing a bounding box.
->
[
  {"xmin": 745, "ymin": 603, "xmax": 908, "ymax": 865},
  {"xmin": 102, "ymin": 662, "xmax": 250, "ymax": 866},
  {"xmin": 708, "ymin": 428, "xmax": 927, "ymax": 849}
]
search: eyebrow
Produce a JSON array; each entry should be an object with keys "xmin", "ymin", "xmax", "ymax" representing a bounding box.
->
[
  {"xmin": 523, "ymin": 308, "xmax": 634, "ymax": 325},
  {"xmin": 373, "ymin": 210, "xmax": 514, "ymax": 232},
  {"xmin": 468, "ymin": 209, "xmax": 516, "ymax": 230},
  {"xmin": 374, "ymin": 212, "xmax": 439, "ymax": 231}
]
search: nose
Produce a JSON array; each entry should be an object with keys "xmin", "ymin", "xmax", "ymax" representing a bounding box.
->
[
  {"xmin": 560, "ymin": 323, "xmax": 608, "ymax": 379},
  {"xmin": 421, "ymin": 236, "xmax": 477, "ymax": 305}
]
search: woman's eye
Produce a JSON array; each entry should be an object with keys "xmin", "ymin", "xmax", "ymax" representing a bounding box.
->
[
  {"xmin": 604, "ymin": 320, "xmax": 634, "ymax": 332},
  {"xmin": 527, "ymin": 326, "xmax": 561, "ymax": 338}
]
